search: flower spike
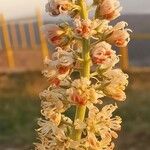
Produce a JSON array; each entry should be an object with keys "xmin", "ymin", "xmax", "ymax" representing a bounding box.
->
[{"xmin": 35, "ymin": 0, "xmax": 131, "ymax": 149}]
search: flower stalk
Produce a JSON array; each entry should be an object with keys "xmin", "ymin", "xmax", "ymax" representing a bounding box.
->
[
  {"xmin": 73, "ymin": 0, "xmax": 90, "ymax": 141},
  {"xmin": 73, "ymin": 38, "xmax": 91, "ymax": 141}
]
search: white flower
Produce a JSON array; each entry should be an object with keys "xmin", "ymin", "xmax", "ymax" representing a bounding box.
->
[
  {"xmin": 42, "ymin": 49, "xmax": 75, "ymax": 86},
  {"xmin": 36, "ymin": 117, "xmax": 73, "ymax": 149},
  {"xmin": 62, "ymin": 115, "xmax": 73, "ymax": 125},
  {"xmin": 39, "ymin": 88, "xmax": 71, "ymax": 124},
  {"xmin": 52, "ymin": 48, "xmax": 75, "ymax": 67},
  {"xmin": 74, "ymin": 19, "xmax": 101, "ymax": 39},
  {"xmin": 71, "ymin": 77, "xmax": 91, "ymax": 90},
  {"xmin": 41, "ymin": 24, "xmax": 64, "ymax": 46},
  {"xmin": 105, "ymin": 21, "xmax": 131, "ymax": 47},
  {"xmin": 96, "ymin": 20, "xmax": 110, "ymax": 35},
  {"xmin": 41, "ymin": 109, "xmax": 62, "ymax": 125},
  {"xmin": 37, "ymin": 119, "xmax": 55, "ymax": 136},
  {"xmin": 45, "ymin": 0, "xmax": 73, "ymax": 16},
  {"xmin": 85, "ymin": 132, "xmax": 114, "ymax": 150},
  {"xmin": 103, "ymin": 69, "xmax": 128, "ymax": 101},
  {"xmin": 86, "ymin": 104, "xmax": 122, "ymax": 139},
  {"xmin": 35, "ymin": 136, "xmax": 51, "ymax": 150},
  {"xmin": 40, "ymin": 88, "xmax": 66, "ymax": 102},
  {"xmin": 91, "ymin": 42, "xmax": 119, "ymax": 69},
  {"xmin": 67, "ymin": 78, "xmax": 103, "ymax": 105},
  {"xmin": 96, "ymin": 0, "xmax": 122, "ymax": 21}
]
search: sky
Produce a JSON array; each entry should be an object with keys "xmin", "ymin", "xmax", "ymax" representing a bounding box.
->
[{"xmin": 0, "ymin": 0, "xmax": 150, "ymax": 20}]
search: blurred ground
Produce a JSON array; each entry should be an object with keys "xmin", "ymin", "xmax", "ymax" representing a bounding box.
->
[
  {"xmin": 0, "ymin": 70, "xmax": 150, "ymax": 150},
  {"xmin": 0, "ymin": 50, "xmax": 44, "ymax": 71}
]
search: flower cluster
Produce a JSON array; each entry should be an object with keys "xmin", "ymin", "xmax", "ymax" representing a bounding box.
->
[
  {"xmin": 35, "ymin": 0, "xmax": 131, "ymax": 149},
  {"xmin": 42, "ymin": 48, "xmax": 75, "ymax": 86},
  {"xmin": 67, "ymin": 77, "xmax": 104, "ymax": 105}
]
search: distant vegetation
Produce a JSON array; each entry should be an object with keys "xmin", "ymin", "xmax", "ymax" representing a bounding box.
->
[{"xmin": 0, "ymin": 71, "xmax": 150, "ymax": 149}]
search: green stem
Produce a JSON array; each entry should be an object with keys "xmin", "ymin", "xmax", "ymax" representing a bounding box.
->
[
  {"xmin": 82, "ymin": 39, "xmax": 90, "ymax": 78},
  {"xmin": 78, "ymin": 0, "xmax": 88, "ymax": 19},
  {"xmin": 72, "ymin": 0, "xmax": 91, "ymax": 141}
]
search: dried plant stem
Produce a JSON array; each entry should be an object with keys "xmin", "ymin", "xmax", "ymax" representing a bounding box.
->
[{"xmin": 73, "ymin": 0, "xmax": 90, "ymax": 141}]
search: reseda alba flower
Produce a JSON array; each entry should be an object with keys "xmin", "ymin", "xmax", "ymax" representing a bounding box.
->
[
  {"xmin": 91, "ymin": 41, "xmax": 118, "ymax": 68},
  {"xmin": 45, "ymin": 0, "xmax": 73, "ymax": 16},
  {"xmin": 86, "ymin": 132, "xmax": 115, "ymax": 150},
  {"xmin": 67, "ymin": 78, "xmax": 103, "ymax": 105},
  {"xmin": 52, "ymin": 48, "xmax": 75, "ymax": 66},
  {"xmin": 74, "ymin": 19, "xmax": 100, "ymax": 39},
  {"xmin": 41, "ymin": 24, "xmax": 64, "ymax": 46},
  {"xmin": 105, "ymin": 21, "xmax": 131, "ymax": 47},
  {"xmin": 74, "ymin": 19, "xmax": 93, "ymax": 39},
  {"xmin": 95, "ymin": 0, "xmax": 122, "ymax": 21},
  {"xmin": 41, "ymin": 24, "xmax": 73, "ymax": 47},
  {"xmin": 86, "ymin": 104, "xmax": 122, "ymax": 139},
  {"xmin": 43, "ymin": 49, "xmax": 75, "ymax": 86},
  {"xmin": 103, "ymin": 69, "xmax": 128, "ymax": 101}
]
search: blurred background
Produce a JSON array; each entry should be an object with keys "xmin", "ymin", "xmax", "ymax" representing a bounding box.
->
[{"xmin": 0, "ymin": 0, "xmax": 150, "ymax": 149}]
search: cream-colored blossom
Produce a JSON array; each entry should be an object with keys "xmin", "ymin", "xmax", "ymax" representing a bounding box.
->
[
  {"xmin": 40, "ymin": 88, "xmax": 66, "ymax": 102},
  {"xmin": 35, "ymin": 136, "xmax": 51, "ymax": 150},
  {"xmin": 85, "ymin": 132, "xmax": 114, "ymax": 150},
  {"xmin": 71, "ymin": 77, "xmax": 91, "ymax": 90},
  {"xmin": 45, "ymin": 0, "xmax": 73, "ymax": 16},
  {"xmin": 86, "ymin": 104, "xmax": 122, "ymax": 139},
  {"xmin": 74, "ymin": 19, "xmax": 101, "ymax": 39},
  {"xmin": 61, "ymin": 115, "xmax": 73, "ymax": 125},
  {"xmin": 41, "ymin": 24, "xmax": 65, "ymax": 46},
  {"xmin": 91, "ymin": 41, "xmax": 119, "ymax": 69},
  {"xmin": 40, "ymin": 87, "xmax": 70, "ymax": 111},
  {"xmin": 42, "ymin": 57, "xmax": 58, "ymax": 80},
  {"xmin": 36, "ymin": 117, "xmax": 75, "ymax": 149},
  {"xmin": 35, "ymin": 137, "xmax": 79, "ymax": 150},
  {"xmin": 37, "ymin": 119, "xmax": 56, "ymax": 136},
  {"xmin": 96, "ymin": 0, "xmax": 122, "ymax": 21},
  {"xmin": 67, "ymin": 78, "xmax": 103, "ymax": 105},
  {"xmin": 52, "ymin": 48, "xmax": 75, "ymax": 67},
  {"xmin": 103, "ymin": 69, "xmax": 128, "ymax": 101},
  {"xmin": 96, "ymin": 20, "xmax": 110, "ymax": 35},
  {"xmin": 42, "ymin": 49, "xmax": 75, "ymax": 86},
  {"xmin": 39, "ymin": 87, "xmax": 70, "ymax": 125},
  {"xmin": 105, "ymin": 21, "xmax": 131, "ymax": 47},
  {"xmin": 41, "ymin": 102, "xmax": 62, "ymax": 125}
]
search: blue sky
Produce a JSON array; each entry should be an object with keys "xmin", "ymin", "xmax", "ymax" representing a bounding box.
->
[{"xmin": 0, "ymin": 0, "xmax": 150, "ymax": 20}]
